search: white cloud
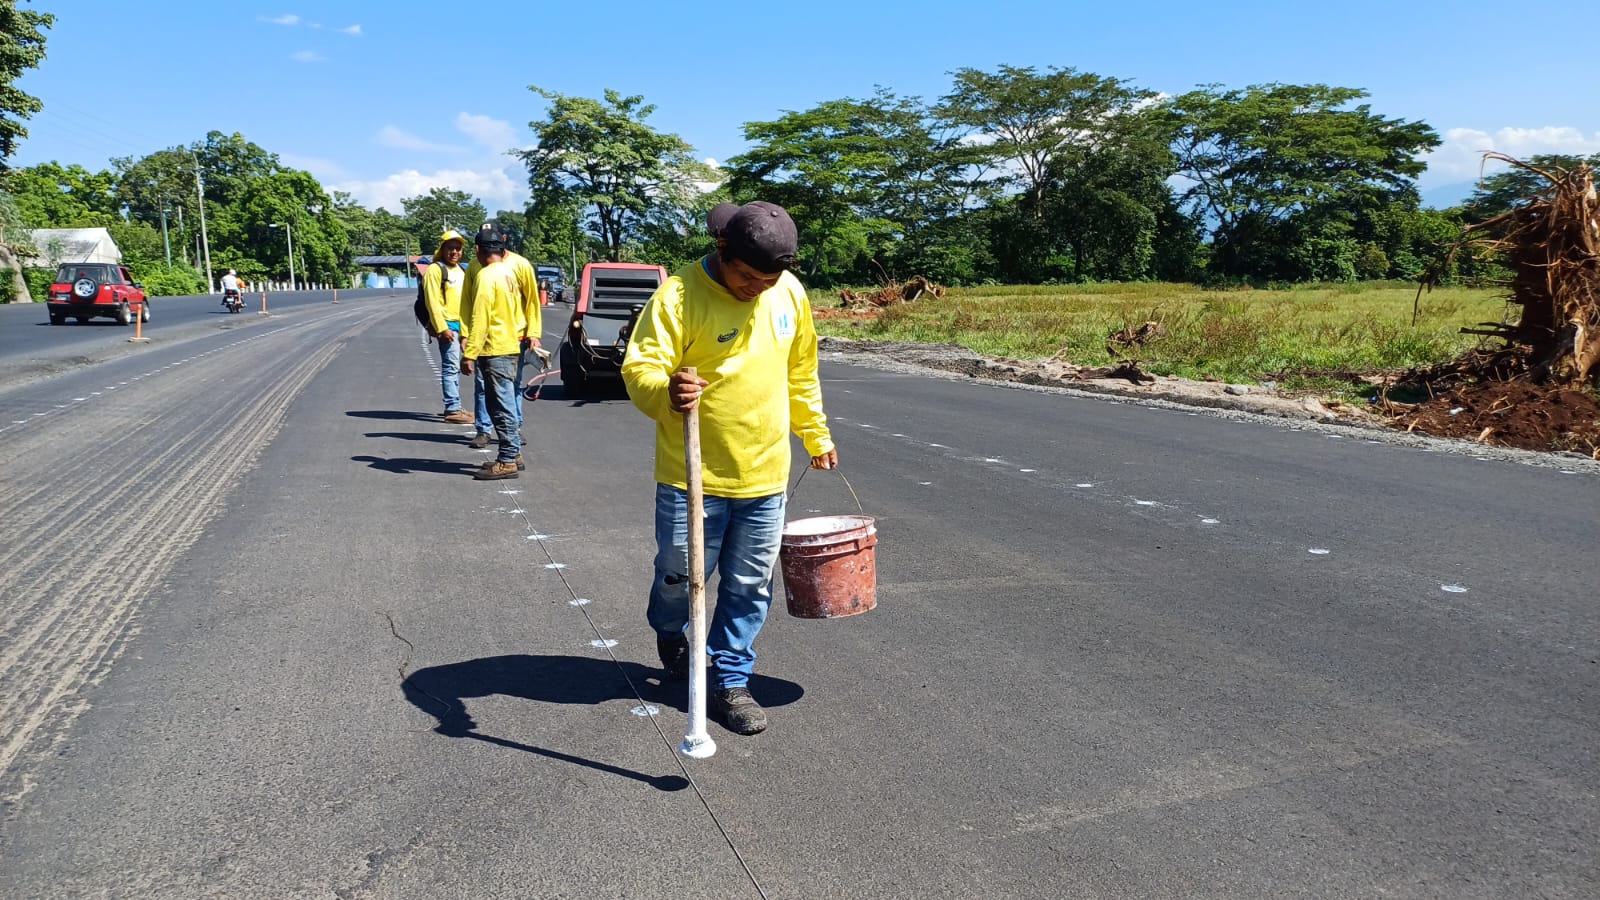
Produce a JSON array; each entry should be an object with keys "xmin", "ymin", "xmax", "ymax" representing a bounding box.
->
[
  {"xmin": 340, "ymin": 24, "xmax": 362, "ymax": 36},
  {"xmin": 1419, "ymin": 126, "xmax": 1600, "ymax": 186},
  {"xmin": 332, "ymin": 166, "xmax": 527, "ymax": 213},
  {"xmin": 455, "ymin": 113, "xmax": 517, "ymax": 152},
  {"xmin": 261, "ymin": 13, "xmax": 299, "ymax": 26},
  {"xmin": 704, "ymin": 157, "xmax": 719, "ymax": 168},
  {"xmin": 375, "ymin": 125, "xmax": 466, "ymax": 154},
  {"xmin": 291, "ymin": 49, "xmax": 324, "ymax": 63},
  {"xmin": 281, "ymin": 153, "xmax": 346, "ymax": 180}
]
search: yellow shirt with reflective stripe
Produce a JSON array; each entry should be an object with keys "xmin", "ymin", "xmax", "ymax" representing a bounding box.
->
[{"xmin": 622, "ymin": 259, "xmax": 833, "ymax": 498}]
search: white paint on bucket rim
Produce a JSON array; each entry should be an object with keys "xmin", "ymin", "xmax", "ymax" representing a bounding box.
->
[{"xmin": 783, "ymin": 515, "xmax": 875, "ymax": 541}]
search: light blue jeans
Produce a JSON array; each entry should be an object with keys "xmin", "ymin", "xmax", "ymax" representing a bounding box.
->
[
  {"xmin": 436, "ymin": 332, "xmax": 462, "ymax": 413},
  {"xmin": 648, "ymin": 484, "xmax": 786, "ymax": 689},
  {"xmin": 479, "ymin": 355, "xmax": 522, "ymax": 463},
  {"xmin": 474, "ymin": 351, "xmax": 527, "ymax": 435}
]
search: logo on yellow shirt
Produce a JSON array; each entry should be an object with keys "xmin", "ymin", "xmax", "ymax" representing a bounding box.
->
[{"xmin": 717, "ymin": 328, "xmax": 738, "ymax": 343}]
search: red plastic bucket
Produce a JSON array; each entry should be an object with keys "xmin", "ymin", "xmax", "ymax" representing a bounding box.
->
[{"xmin": 779, "ymin": 515, "xmax": 878, "ymax": 619}]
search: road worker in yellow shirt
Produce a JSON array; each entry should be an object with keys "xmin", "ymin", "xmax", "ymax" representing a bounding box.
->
[{"xmin": 622, "ymin": 202, "xmax": 836, "ymax": 736}]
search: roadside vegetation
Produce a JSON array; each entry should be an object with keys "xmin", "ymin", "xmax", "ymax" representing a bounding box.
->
[{"xmin": 814, "ymin": 281, "xmax": 1507, "ymax": 397}]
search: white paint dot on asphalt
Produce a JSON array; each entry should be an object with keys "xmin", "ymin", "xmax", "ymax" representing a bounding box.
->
[
  {"xmin": 73, "ymin": 397, "xmax": 85, "ymax": 402},
  {"xmin": 984, "ymin": 458, "xmax": 1001, "ymax": 463},
  {"xmin": 1560, "ymin": 470, "xmax": 1577, "ymax": 475},
  {"xmin": 498, "ymin": 489, "xmax": 521, "ymax": 495},
  {"xmin": 1309, "ymin": 548, "xmax": 1331, "ymax": 555},
  {"xmin": 891, "ymin": 433, "xmax": 906, "ymax": 437},
  {"xmin": 544, "ymin": 563, "xmax": 566, "ymax": 569},
  {"xmin": 1135, "ymin": 500, "xmax": 1157, "ymax": 506},
  {"xmin": 1200, "ymin": 518, "xmax": 1220, "ymax": 525},
  {"xmin": 1441, "ymin": 584, "xmax": 1469, "ymax": 594},
  {"xmin": 1075, "ymin": 483, "xmax": 1094, "ymax": 488},
  {"xmin": 918, "ymin": 481, "xmax": 933, "ymax": 486},
  {"xmin": 9, "ymin": 420, "xmax": 22, "ymax": 424},
  {"xmin": 928, "ymin": 443, "xmax": 947, "ymax": 448},
  {"xmin": 591, "ymin": 638, "xmax": 618, "ymax": 649},
  {"xmin": 631, "ymin": 705, "xmax": 660, "ymax": 717},
  {"xmin": 568, "ymin": 598, "xmax": 591, "ymax": 606},
  {"xmin": 527, "ymin": 533, "xmax": 550, "ymax": 540},
  {"xmin": 1019, "ymin": 468, "xmax": 1035, "ymax": 473}
]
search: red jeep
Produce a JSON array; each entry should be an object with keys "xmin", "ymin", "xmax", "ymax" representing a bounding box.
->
[{"xmin": 47, "ymin": 263, "xmax": 149, "ymax": 326}]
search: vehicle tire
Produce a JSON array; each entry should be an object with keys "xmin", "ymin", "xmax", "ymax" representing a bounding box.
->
[
  {"xmin": 116, "ymin": 303, "xmax": 132, "ymax": 326},
  {"xmin": 559, "ymin": 343, "xmax": 588, "ymax": 396},
  {"xmin": 139, "ymin": 301, "xmax": 150, "ymax": 323},
  {"xmin": 75, "ymin": 316, "xmax": 89, "ymax": 324}
]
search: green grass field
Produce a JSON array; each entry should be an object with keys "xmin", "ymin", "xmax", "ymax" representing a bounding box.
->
[{"xmin": 812, "ymin": 281, "xmax": 1510, "ymax": 394}]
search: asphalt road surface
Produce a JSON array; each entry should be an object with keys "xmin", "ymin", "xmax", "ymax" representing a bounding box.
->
[{"xmin": 0, "ymin": 291, "xmax": 1595, "ymax": 898}]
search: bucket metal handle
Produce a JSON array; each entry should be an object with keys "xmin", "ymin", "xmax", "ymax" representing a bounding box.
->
[{"xmin": 788, "ymin": 464, "xmax": 864, "ymax": 514}]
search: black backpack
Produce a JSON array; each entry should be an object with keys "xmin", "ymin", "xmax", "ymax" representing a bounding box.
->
[{"xmin": 413, "ymin": 262, "xmax": 443, "ymax": 331}]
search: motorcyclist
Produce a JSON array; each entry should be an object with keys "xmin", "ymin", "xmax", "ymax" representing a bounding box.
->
[{"xmin": 220, "ymin": 269, "xmax": 242, "ymax": 308}]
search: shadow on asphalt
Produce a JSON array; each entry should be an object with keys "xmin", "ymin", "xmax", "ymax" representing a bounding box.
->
[
  {"xmin": 351, "ymin": 455, "xmax": 481, "ymax": 476},
  {"xmin": 401, "ymin": 654, "xmax": 804, "ymax": 790},
  {"xmin": 363, "ymin": 431, "xmax": 471, "ymax": 445},
  {"xmin": 346, "ymin": 409, "xmax": 438, "ymax": 422}
]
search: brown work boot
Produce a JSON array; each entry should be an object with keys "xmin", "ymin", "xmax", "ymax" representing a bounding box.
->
[
  {"xmin": 710, "ymin": 687, "xmax": 767, "ymax": 735},
  {"xmin": 467, "ymin": 431, "xmax": 491, "ymax": 449},
  {"xmin": 473, "ymin": 460, "xmax": 519, "ymax": 480},
  {"xmin": 442, "ymin": 409, "xmax": 473, "ymax": 424},
  {"xmin": 515, "ymin": 455, "xmax": 525, "ymax": 471}
]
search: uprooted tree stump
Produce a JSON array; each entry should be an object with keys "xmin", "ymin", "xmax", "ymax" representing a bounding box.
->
[
  {"xmin": 839, "ymin": 275, "xmax": 947, "ymax": 309},
  {"xmin": 1392, "ymin": 154, "xmax": 1600, "ymax": 455}
]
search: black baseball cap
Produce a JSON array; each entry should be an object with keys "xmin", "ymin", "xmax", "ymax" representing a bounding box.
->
[
  {"xmin": 475, "ymin": 223, "xmax": 507, "ymax": 250},
  {"xmin": 707, "ymin": 203, "xmax": 740, "ymax": 238},
  {"xmin": 722, "ymin": 202, "xmax": 797, "ymax": 274}
]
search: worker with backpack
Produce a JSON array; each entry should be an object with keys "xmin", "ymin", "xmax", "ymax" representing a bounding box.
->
[{"xmin": 417, "ymin": 229, "xmax": 472, "ymax": 424}]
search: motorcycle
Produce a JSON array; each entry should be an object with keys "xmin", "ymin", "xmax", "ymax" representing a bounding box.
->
[{"xmin": 222, "ymin": 288, "xmax": 243, "ymax": 314}]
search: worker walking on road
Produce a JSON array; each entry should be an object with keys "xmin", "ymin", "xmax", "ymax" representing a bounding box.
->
[
  {"xmin": 422, "ymin": 230, "xmax": 472, "ymax": 424},
  {"xmin": 459, "ymin": 225, "xmax": 537, "ymax": 480},
  {"xmin": 622, "ymin": 201, "xmax": 837, "ymax": 736}
]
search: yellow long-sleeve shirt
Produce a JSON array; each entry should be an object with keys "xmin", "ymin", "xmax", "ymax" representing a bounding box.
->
[
  {"xmin": 460, "ymin": 248, "xmax": 540, "ymax": 353},
  {"xmin": 460, "ymin": 259, "xmax": 526, "ymax": 360},
  {"xmin": 622, "ymin": 259, "xmax": 833, "ymax": 498},
  {"xmin": 421, "ymin": 262, "xmax": 464, "ymax": 333}
]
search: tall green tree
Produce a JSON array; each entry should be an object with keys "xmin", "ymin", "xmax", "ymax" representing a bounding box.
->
[
  {"xmin": 1167, "ymin": 83, "xmax": 1439, "ymax": 280},
  {"xmin": 519, "ymin": 87, "xmax": 710, "ymax": 261},
  {"xmin": 0, "ymin": 0, "xmax": 52, "ymax": 171},
  {"xmin": 935, "ymin": 65, "xmax": 1153, "ymax": 215},
  {"xmin": 400, "ymin": 187, "xmax": 485, "ymax": 251},
  {"xmin": 8, "ymin": 161, "xmax": 118, "ymax": 227},
  {"xmin": 730, "ymin": 89, "xmax": 992, "ymax": 284}
]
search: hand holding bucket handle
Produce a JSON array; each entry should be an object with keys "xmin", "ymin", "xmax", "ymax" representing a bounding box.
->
[{"xmin": 677, "ymin": 366, "xmax": 716, "ymax": 759}]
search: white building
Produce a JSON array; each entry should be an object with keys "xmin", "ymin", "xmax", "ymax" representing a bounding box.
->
[{"xmin": 22, "ymin": 228, "xmax": 123, "ymax": 267}]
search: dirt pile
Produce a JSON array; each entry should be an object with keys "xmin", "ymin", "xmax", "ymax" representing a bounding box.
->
[
  {"xmin": 837, "ymin": 276, "xmax": 946, "ymax": 309},
  {"xmin": 1392, "ymin": 155, "xmax": 1600, "ymax": 457}
]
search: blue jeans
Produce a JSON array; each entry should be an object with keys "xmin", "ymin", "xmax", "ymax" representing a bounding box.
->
[
  {"xmin": 647, "ymin": 484, "xmax": 786, "ymax": 689},
  {"xmin": 474, "ymin": 351, "xmax": 527, "ymax": 434},
  {"xmin": 478, "ymin": 355, "xmax": 521, "ymax": 463},
  {"xmin": 437, "ymin": 334, "xmax": 462, "ymax": 412}
]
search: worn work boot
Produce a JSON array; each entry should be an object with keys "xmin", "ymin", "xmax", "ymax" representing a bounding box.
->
[
  {"xmin": 467, "ymin": 431, "xmax": 491, "ymax": 449},
  {"xmin": 710, "ymin": 686, "xmax": 767, "ymax": 735},
  {"xmin": 473, "ymin": 460, "xmax": 519, "ymax": 481},
  {"xmin": 656, "ymin": 632, "xmax": 689, "ymax": 681},
  {"xmin": 515, "ymin": 455, "xmax": 526, "ymax": 471},
  {"xmin": 442, "ymin": 409, "xmax": 473, "ymax": 425}
]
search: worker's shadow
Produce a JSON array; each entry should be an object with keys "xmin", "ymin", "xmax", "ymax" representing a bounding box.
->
[
  {"xmin": 401, "ymin": 654, "xmax": 804, "ymax": 791},
  {"xmin": 352, "ymin": 455, "xmax": 480, "ymax": 476},
  {"xmin": 345, "ymin": 409, "xmax": 438, "ymax": 422}
]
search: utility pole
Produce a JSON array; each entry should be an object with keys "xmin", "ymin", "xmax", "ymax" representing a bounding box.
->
[
  {"xmin": 192, "ymin": 151, "xmax": 214, "ymax": 292},
  {"xmin": 159, "ymin": 207, "xmax": 172, "ymax": 267}
]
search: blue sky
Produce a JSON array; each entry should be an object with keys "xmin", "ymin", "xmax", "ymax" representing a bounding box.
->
[{"xmin": 14, "ymin": 0, "xmax": 1599, "ymax": 212}]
